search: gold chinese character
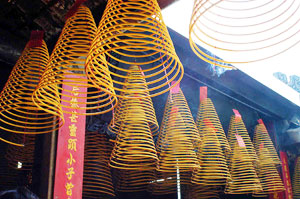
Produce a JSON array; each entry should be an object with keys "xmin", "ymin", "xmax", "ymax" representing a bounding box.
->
[
  {"xmin": 67, "ymin": 153, "xmax": 76, "ymax": 166},
  {"xmin": 65, "ymin": 182, "xmax": 74, "ymax": 196},
  {"xmin": 72, "ymin": 86, "xmax": 79, "ymax": 95},
  {"xmin": 70, "ymin": 97, "xmax": 79, "ymax": 108},
  {"xmin": 66, "ymin": 167, "xmax": 75, "ymax": 180},
  {"xmin": 69, "ymin": 111, "xmax": 78, "ymax": 123},
  {"xmin": 68, "ymin": 139, "xmax": 77, "ymax": 151},
  {"xmin": 68, "ymin": 124, "xmax": 77, "ymax": 137}
]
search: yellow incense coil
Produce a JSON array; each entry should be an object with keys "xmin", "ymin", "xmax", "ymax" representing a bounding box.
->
[
  {"xmin": 148, "ymin": 171, "xmax": 191, "ymax": 195},
  {"xmin": 225, "ymin": 143, "xmax": 262, "ymax": 194},
  {"xmin": 85, "ymin": 0, "xmax": 184, "ymax": 98},
  {"xmin": 109, "ymin": 98, "xmax": 158, "ymax": 170},
  {"xmin": 83, "ymin": 131, "xmax": 115, "ymax": 197},
  {"xmin": 189, "ymin": 1, "xmax": 300, "ymax": 68},
  {"xmin": 33, "ymin": 5, "xmax": 117, "ymax": 124},
  {"xmin": 293, "ymin": 156, "xmax": 300, "ymax": 198},
  {"xmin": 254, "ymin": 120, "xmax": 281, "ymax": 165},
  {"xmin": 191, "ymin": 125, "xmax": 230, "ymax": 186},
  {"xmin": 197, "ymin": 98, "xmax": 230, "ymax": 153},
  {"xmin": 227, "ymin": 114, "xmax": 257, "ymax": 162},
  {"xmin": 157, "ymin": 84, "xmax": 201, "ymax": 151},
  {"xmin": 252, "ymin": 192, "xmax": 268, "ymax": 198},
  {"xmin": 5, "ymin": 134, "xmax": 35, "ymax": 171},
  {"xmin": 185, "ymin": 185, "xmax": 220, "ymax": 199},
  {"xmin": 157, "ymin": 106, "xmax": 199, "ymax": 172},
  {"xmin": 253, "ymin": 147, "xmax": 284, "ymax": 196},
  {"xmin": 108, "ymin": 65, "xmax": 159, "ymax": 136},
  {"xmin": 115, "ymin": 169, "xmax": 155, "ymax": 192},
  {"xmin": 0, "ymin": 32, "xmax": 59, "ymax": 145}
]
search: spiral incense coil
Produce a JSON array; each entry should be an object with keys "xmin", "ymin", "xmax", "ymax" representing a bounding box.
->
[
  {"xmin": 197, "ymin": 98, "xmax": 230, "ymax": 153},
  {"xmin": 293, "ymin": 156, "xmax": 300, "ymax": 198},
  {"xmin": 0, "ymin": 31, "xmax": 59, "ymax": 144},
  {"xmin": 157, "ymin": 106, "xmax": 199, "ymax": 172},
  {"xmin": 148, "ymin": 171, "xmax": 191, "ymax": 195},
  {"xmin": 254, "ymin": 120, "xmax": 281, "ymax": 165},
  {"xmin": 225, "ymin": 143, "xmax": 262, "ymax": 194},
  {"xmin": 108, "ymin": 65, "xmax": 159, "ymax": 136},
  {"xmin": 227, "ymin": 114, "xmax": 257, "ymax": 162},
  {"xmin": 115, "ymin": 169, "xmax": 155, "ymax": 192},
  {"xmin": 189, "ymin": 0, "xmax": 300, "ymax": 68},
  {"xmin": 5, "ymin": 134, "xmax": 35, "ymax": 171},
  {"xmin": 85, "ymin": 0, "xmax": 184, "ymax": 98},
  {"xmin": 33, "ymin": 4, "xmax": 117, "ymax": 122},
  {"xmin": 109, "ymin": 98, "xmax": 158, "ymax": 170},
  {"xmin": 252, "ymin": 192, "xmax": 268, "ymax": 198},
  {"xmin": 191, "ymin": 124, "xmax": 230, "ymax": 186},
  {"xmin": 185, "ymin": 185, "xmax": 220, "ymax": 199},
  {"xmin": 253, "ymin": 147, "xmax": 284, "ymax": 196},
  {"xmin": 83, "ymin": 131, "xmax": 115, "ymax": 198},
  {"xmin": 157, "ymin": 83, "xmax": 201, "ymax": 152}
]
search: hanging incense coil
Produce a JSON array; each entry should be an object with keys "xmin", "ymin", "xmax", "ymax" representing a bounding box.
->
[
  {"xmin": 83, "ymin": 131, "xmax": 115, "ymax": 198},
  {"xmin": 191, "ymin": 123, "xmax": 230, "ymax": 186},
  {"xmin": 253, "ymin": 147, "xmax": 284, "ymax": 197},
  {"xmin": 197, "ymin": 97, "xmax": 230, "ymax": 153},
  {"xmin": 157, "ymin": 83, "xmax": 201, "ymax": 151},
  {"xmin": 109, "ymin": 98, "xmax": 158, "ymax": 170},
  {"xmin": 33, "ymin": 4, "xmax": 117, "ymax": 123},
  {"xmin": 227, "ymin": 113, "xmax": 257, "ymax": 162},
  {"xmin": 252, "ymin": 192, "xmax": 268, "ymax": 198},
  {"xmin": 85, "ymin": 0, "xmax": 184, "ymax": 98},
  {"xmin": 108, "ymin": 65, "xmax": 159, "ymax": 136},
  {"xmin": 5, "ymin": 134, "xmax": 35, "ymax": 171},
  {"xmin": 157, "ymin": 106, "xmax": 199, "ymax": 172},
  {"xmin": 185, "ymin": 185, "xmax": 220, "ymax": 199},
  {"xmin": 225, "ymin": 143, "xmax": 262, "ymax": 194},
  {"xmin": 115, "ymin": 169, "xmax": 155, "ymax": 192},
  {"xmin": 254, "ymin": 120, "xmax": 281, "ymax": 165},
  {"xmin": 0, "ymin": 31, "xmax": 58, "ymax": 145},
  {"xmin": 148, "ymin": 171, "xmax": 191, "ymax": 195},
  {"xmin": 189, "ymin": 0, "xmax": 300, "ymax": 68},
  {"xmin": 293, "ymin": 156, "xmax": 300, "ymax": 198}
]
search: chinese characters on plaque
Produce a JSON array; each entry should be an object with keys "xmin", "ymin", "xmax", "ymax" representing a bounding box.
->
[{"xmin": 54, "ymin": 78, "xmax": 87, "ymax": 199}]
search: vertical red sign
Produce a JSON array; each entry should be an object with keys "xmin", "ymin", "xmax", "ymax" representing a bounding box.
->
[
  {"xmin": 53, "ymin": 75, "xmax": 86, "ymax": 199},
  {"xmin": 199, "ymin": 86, "xmax": 207, "ymax": 102},
  {"xmin": 280, "ymin": 151, "xmax": 293, "ymax": 199}
]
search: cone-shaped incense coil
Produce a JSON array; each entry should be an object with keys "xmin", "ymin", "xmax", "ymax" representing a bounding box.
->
[
  {"xmin": 293, "ymin": 156, "xmax": 300, "ymax": 198},
  {"xmin": 5, "ymin": 134, "xmax": 35, "ymax": 171},
  {"xmin": 115, "ymin": 169, "xmax": 155, "ymax": 192},
  {"xmin": 197, "ymin": 98, "xmax": 230, "ymax": 153},
  {"xmin": 148, "ymin": 171, "xmax": 191, "ymax": 195},
  {"xmin": 191, "ymin": 124, "xmax": 230, "ymax": 186},
  {"xmin": 109, "ymin": 98, "xmax": 158, "ymax": 170},
  {"xmin": 33, "ymin": 4, "xmax": 117, "ymax": 121},
  {"xmin": 83, "ymin": 132, "xmax": 115, "ymax": 197},
  {"xmin": 225, "ymin": 143, "xmax": 262, "ymax": 194},
  {"xmin": 157, "ymin": 83, "xmax": 200, "ymax": 151},
  {"xmin": 189, "ymin": 1, "xmax": 300, "ymax": 68},
  {"xmin": 227, "ymin": 114, "xmax": 257, "ymax": 162},
  {"xmin": 185, "ymin": 185, "xmax": 220, "ymax": 199},
  {"xmin": 254, "ymin": 120, "xmax": 281, "ymax": 165},
  {"xmin": 157, "ymin": 106, "xmax": 199, "ymax": 172},
  {"xmin": 108, "ymin": 65, "xmax": 159, "ymax": 136},
  {"xmin": 252, "ymin": 192, "xmax": 268, "ymax": 198},
  {"xmin": 253, "ymin": 147, "xmax": 284, "ymax": 196},
  {"xmin": 0, "ymin": 31, "xmax": 58, "ymax": 145},
  {"xmin": 85, "ymin": 0, "xmax": 184, "ymax": 98}
]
